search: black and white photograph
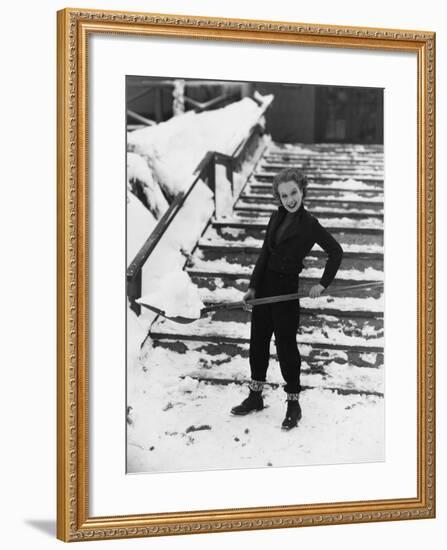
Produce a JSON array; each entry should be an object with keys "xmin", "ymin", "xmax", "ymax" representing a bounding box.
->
[{"xmin": 126, "ymin": 76, "xmax": 384, "ymax": 474}]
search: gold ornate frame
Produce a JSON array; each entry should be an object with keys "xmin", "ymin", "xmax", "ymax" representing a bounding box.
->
[{"xmin": 57, "ymin": 7, "xmax": 436, "ymax": 542}]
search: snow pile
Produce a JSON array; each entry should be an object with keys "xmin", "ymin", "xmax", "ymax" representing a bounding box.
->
[
  {"xmin": 127, "ymin": 96, "xmax": 272, "ymax": 310},
  {"xmin": 127, "ymin": 190, "xmax": 157, "ymax": 266},
  {"xmin": 127, "ymin": 152, "xmax": 169, "ymax": 219},
  {"xmin": 138, "ymin": 270, "xmax": 205, "ymax": 319},
  {"xmin": 128, "ymin": 95, "xmax": 273, "ymax": 199},
  {"xmin": 138, "ymin": 179, "xmax": 214, "ymax": 313}
]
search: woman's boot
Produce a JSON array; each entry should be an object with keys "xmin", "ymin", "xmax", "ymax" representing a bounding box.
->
[
  {"xmin": 230, "ymin": 380, "xmax": 264, "ymax": 415},
  {"xmin": 281, "ymin": 393, "xmax": 302, "ymax": 430}
]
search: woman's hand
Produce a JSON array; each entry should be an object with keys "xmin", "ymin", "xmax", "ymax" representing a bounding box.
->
[
  {"xmin": 243, "ymin": 287, "xmax": 256, "ymax": 310},
  {"xmin": 309, "ymin": 284, "xmax": 325, "ymax": 299}
]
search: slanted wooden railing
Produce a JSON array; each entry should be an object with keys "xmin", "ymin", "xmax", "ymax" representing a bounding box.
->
[{"xmin": 127, "ymin": 97, "xmax": 273, "ymax": 314}]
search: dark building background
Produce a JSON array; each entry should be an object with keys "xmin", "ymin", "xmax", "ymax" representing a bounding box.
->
[{"xmin": 127, "ymin": 77, "xmax": 383, "ymax": 145}]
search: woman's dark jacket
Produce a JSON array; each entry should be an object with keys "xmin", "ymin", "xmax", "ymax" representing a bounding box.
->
[{"xmin": 249, "ymin": 205, "xmax": 343, "ymax": 291}]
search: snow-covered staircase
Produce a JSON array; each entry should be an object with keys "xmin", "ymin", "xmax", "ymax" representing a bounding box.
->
[{"xmin": 148, "ymin": 142, "xmax": 384, "ymax": 399}]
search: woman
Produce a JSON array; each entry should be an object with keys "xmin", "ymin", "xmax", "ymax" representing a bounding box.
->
[{"xmin": 230, "ymin": 167, "xmax": 343, "ymax": 430}]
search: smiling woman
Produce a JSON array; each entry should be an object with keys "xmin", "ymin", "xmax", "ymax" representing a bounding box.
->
[{"xmin": 236, "ymin": 166, "xmax": 344, "ymax": 428}]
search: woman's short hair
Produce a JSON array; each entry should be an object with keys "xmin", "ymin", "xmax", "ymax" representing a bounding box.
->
[{"xmin": 272, "ymin": 167, "xmax": 308, "ymax": 203}]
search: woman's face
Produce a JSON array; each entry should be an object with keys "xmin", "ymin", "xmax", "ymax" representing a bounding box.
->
[{"xmin": 277, "ymin": 180, "xmax": 303, "ymax": 213}]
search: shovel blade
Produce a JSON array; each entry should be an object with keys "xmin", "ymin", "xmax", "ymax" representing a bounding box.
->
[{"xmin": 138, "ymin": 302, "xmax": 200, "ymax": 324}]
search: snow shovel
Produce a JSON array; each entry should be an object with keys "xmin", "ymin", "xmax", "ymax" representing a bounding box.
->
[{"xmin": 137, "ymin": 280, "xmax": 383, "ymax": 325}]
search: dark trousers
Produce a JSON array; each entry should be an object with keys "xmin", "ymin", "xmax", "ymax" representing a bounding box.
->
[{"xmin": 249, "ymin": 268, "xmax": 301, "ymax": 394}]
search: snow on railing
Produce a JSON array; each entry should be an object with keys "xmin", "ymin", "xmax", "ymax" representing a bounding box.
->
[{"xmin": 127, "ymin": 94, "xmax": 274, "ymax": 315}]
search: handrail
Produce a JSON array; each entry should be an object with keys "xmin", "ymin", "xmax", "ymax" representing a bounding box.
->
[
  {"xmin": 184, "ymin": 92, "xmax": 240, "ymax": 113},
  {"xmin": 126, "ymin": 109, "xmax": 156, "ymax": 126}
]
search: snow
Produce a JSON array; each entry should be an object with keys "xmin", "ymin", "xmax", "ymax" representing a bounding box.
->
[
  {"xmin": 314, "ymin": 192, "xmax": 383, "ymax": 203},
  {"xmin": 127, "ymin": 152, "xmax": 169, "ymax": 218},
  {"xmin": 315, "ymin": 216, "xmax": 384, "ymax": 229},
  {"xmin": 127, "ymin": 343, "xmax": 384, "ymax": 474},
  {"xmin": 127, "ymin": 301, "xmax": 148, "ymax": 364},
  {"xmin": 302, "ymin": 266, "xmax": 383, "ymax": 281},
  {"xmin": 198, "ymin": 286, "xmax": 384, "ymax": 313},
  {"xmin": 189, "ymin": 256, "xmax": 251, "ymax": 274},
  {"xmin": 153, "ymin": 317, "xmax": 383, "ymax": 348},
  {"xmin": 300, "ymin": 295, "xmax": 384, "ymax": 312},
  {"xmin": 244, "ymin": 192, "xmax": 383, "ymax": 203},
  {"xmin": 128, "ymin": 95, "xmax": 273, "ymax": 199},
  {"xmin": 137, "ymin": 270, "xmax": 205, "ymax": 319},
  {"xmin": 327, "ymin": 178, "xmax": 382, "ymax": 190},
  {"xmin": 126, "ymin": 191, "xmax": 157, "ymax": 266},
  {"xmin": 216, "ymin": 215, "xmax": 383, "ymax": 230},
  {"xmin": 360, "ymin": 352, "xmax": 378, "ymax": 365},
  {"xmin": 310, "ymin": 206, "xmax": 382, "ymax": 215},
  {"xmin": 282, "ymin": 145, "xmax": 317, "ymax": 155},
  {"xmin": 238, "ymin": 202, "xmax": 383, "ymax": 215},
  {"xmin": 199, "ymin": 236, "xmax": 383, "ymax": 255},
  {"xmin": 129, "ymin": 98, "xmax": 272, "ymax": 303},
  {"xmin": 189, "ymin": 255, "xmax": 384, "ymax": 281},
  {"xmin": 139, "ymin": 179, "xmax": 214, "ymax": 300}
]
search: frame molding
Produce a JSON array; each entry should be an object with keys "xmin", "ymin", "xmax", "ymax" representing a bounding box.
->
[{"xmin": 57, "ymin": 7, "xmax": 435, "ymax": 542}]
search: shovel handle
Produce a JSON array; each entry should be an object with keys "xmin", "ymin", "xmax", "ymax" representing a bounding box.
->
[{"xmin": 201, "ymin": 280, "xmax": 383, "ymax": 312}]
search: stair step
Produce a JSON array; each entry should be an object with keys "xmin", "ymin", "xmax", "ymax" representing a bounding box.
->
[
  {"xmin": 263, "ymin": 156, "xmax": 383, "ymax": 164},
  {"xmin": 248, "ymin": 182, "xmax": 384, "ymax": 195},
  {"xmin": 190, "ymin": 273, "xmax": 384, "ymax": 300},
  {"xmin": 241, "ymin": 192, "xmax": 384, "ymax": 207},
  {"xmin": 194, "ymin": 245, "xmax": 383, "ymax": 272},
  {"xmin": 261, "ymin": 162, "xmax": 383, "ymax": 172},
  {"xmin": 186, "ymin": 308, "xmax": 383, "ymax": 335},
  {"xmin": 269, "ymin": 147, "xmax": 383, "ymax": 154},
  {"xmin": 183, "ymin": 376, "xmax": 383, "ymax": 398},
  {"xmin": 146, "ymin": 339, "xmax": 383, "ymax": 395},
  {"xmin": 187, "ymin": 256, "xmax": 383, "ymax": 281},
  {"xmin": 234, "ymin": 202, "xmax": 383, "ymax": 219},
  {"xmin": 198, "ymin": 238, "xmax": 383, "ymax": 259},
  {"xmin": 188, "ymin": 288, "xmax": 384, "ymax": 331},
  {"xmin": 198, "ymin": 307, "xmax": 383, "ymax": 326},
  {"xmin": 266, "ymin": 147, "xmax": 384, "ymax": 156},
  {"xmin": 208, "ymin": 224, "xmax": 383, "ymax": 247},
  {"xmin": 150, "ymin": 317, "xmax": 383, "ymax": 353},
  {"xmin": 153, "ymin": 338, "xmax": 384, "ymax": 369},
  {"xmin": 197, "ymin": 286, "xmax": 384, "ymax": 317},
  {"xmin": 267, "ymin": 144, "xmax": 383, "ymax": 154},
  {"xmin": 254, "ymin": 171, "xmax": 384, "ymax": 184},
  {"xmin": 211, "ymin": 217, "xmax": 383, "ymax": 237}
]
